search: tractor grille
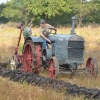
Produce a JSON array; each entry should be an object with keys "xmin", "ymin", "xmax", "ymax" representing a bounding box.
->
[{"xmin": 68, "ymin": 41, "xmax": 84, "ymax": 59}]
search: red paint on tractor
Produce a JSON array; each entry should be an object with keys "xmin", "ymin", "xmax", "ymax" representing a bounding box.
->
[
  {"xmin": 23, "ymin": 43, "xmax": 33, "ymax": 72},
  {"xmin": 35, "ymin": 43, "xmax": 42, "ymax": 72},
  {"xmin": 86, "ymin": 58, "xmax": 95, "ymax": 77},
  {"xmin": 23, "ymin": 42, "xmax": 42, "ymax": 73},
  {"xmin": 48, "ymin": 59, "xmax": 56, "ymax": 78}
]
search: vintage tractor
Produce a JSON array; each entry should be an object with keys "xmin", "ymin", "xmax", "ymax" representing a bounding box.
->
[{"xmin": 9, "ymin": 16, "xmax": 98, "ymax": 78}]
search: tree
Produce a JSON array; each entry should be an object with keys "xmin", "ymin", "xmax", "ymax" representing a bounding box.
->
[
  {"xmin": 1, "ymin": 0, "xmax": 33, "ymax": 24},
  {"xmin": 0, "ymin": 0, "xmax": 100, "ymax": 25},
  {"xmin": 69, "ymin": 0, "xmax": 97, "ymax": 26},
  {"xmin": 1, "ymin": 1, "xmax": 22, "ymax": 22},
  {"xmin": 0, "ymin": 3, "xmax": 8, "ymax": 23},
  {"xmin": 27, "ymin": 0, "xmax": 71, "ymax": 21},
  {"xmin": 87, "ymin": 0, "xmax": 100, "ymax": 23}
]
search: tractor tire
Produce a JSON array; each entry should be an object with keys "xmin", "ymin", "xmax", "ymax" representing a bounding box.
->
[
  {"xmin": 86, "ymin": 57, "xmax": 98, "ymax": 78},
  {"xmin": 48, "ymin": 57, "xmax": 59, "ymax": 78},
  {"xmin": 23, "ymin": 40, "xmax": 42, "ymax": 73}
]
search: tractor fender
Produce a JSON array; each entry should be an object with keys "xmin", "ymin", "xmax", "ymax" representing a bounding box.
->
[
  {"xmin": 25, "ymin": 36, "xmax": 44, "ymax": 43},
  {"xmin": 42, "ymin": 49, "xmax": 52, "ymax": 61}
]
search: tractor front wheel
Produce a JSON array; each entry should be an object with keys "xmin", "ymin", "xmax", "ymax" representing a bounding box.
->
[
  {"xmin": 48, "ymin": 57, "xmax": 59, "ymax": 78},
  {"xmin": 86, "ymin": 57, "xmax": 98, "ymax": 78}
]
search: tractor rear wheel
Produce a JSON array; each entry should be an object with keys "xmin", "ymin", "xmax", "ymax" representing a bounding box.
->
[
  {"xmin": 48, "ymin": 57, "xmax": 59, "ymax": 78},
  {"xmin": 86, "ymin": 57, "xmax": 98, "ymax": 78},
  {"xmin": 23, "ymin": 40, "xmax": 42, "ymax": 73}
]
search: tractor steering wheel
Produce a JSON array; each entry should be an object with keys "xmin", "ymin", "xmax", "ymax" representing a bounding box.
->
[{"xmin": 43, "ymin": 28, "xmax": 57, "ymax": 37}]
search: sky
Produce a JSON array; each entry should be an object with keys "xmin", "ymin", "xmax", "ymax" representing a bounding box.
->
[{"xmin": 0, "ymin": 0, "xmax": 8, "ymax": 4}]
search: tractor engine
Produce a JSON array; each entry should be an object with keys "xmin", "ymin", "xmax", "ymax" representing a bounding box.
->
[
  {"xmin": 44, "ymin": 33, "xmax": 84, "ymax": 72},
  {"xmin": 43, "ymin": 16, "xmax": 84, "ymax": 72}
]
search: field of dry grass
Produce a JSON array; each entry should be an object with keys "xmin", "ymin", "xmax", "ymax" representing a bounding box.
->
[{"xmin": 0, "ymin": 25, "xmax": 100, "ymax": 100}]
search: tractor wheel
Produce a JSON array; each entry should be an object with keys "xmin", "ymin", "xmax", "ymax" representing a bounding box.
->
[
  {"xmin": 23, "ymin": 40, "xmax": 42, "ymax": 73},
  {"xmin": 48, "ymin": 57, "xmax": 59, "ymax": 78},
  {"xmin": 9, "ymin": 55, "xmax": 18, "ymax": 70},
  {"xmin": 86, "ymin": 57, "xmax": 98, "ymax": 78}
]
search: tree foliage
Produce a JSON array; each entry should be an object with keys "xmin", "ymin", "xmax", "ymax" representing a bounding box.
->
[
  {"xmin": 0, "ymin": 0, "xmax": 99, "ymax": 26},
  {"xmin": 88, "ymin": 0, "xmax": 100, "ymax": 23},
  {"xmin": 68, "ymin": 0, "xmax": 98, "ymax": 26},
  {"xmin": 27, "ymin": 0, "xmax": 71, "ymax": 18}
]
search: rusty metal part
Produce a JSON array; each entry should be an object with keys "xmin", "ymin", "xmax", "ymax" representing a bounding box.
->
[
  {"xmin": 23, "ymin": 43, "xmax": 33, "ymax": 72},
  {"xmin": 86, "ymin": 57, "xmax": 98, "ymax": 78},
  {"xmin": 48, "ymin": 57, "xmax": 59, "ymax": 78},
  {"xmin": 15, "ymin": 30, "xmax": 22, "ymax": 55},
  {"xmin": 23, "ymin": 40, "xmax": 42, "ymax": 73}
]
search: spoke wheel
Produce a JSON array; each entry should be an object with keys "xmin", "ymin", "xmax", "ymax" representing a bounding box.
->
[
  {"xmin": 23, "ymin": 40, "xmax": 42, "ymax": 73},
  {"xmin": 9, "ymin": 55, "xmax": 18, "ymax": 70},
  {"xmin": 86, "ymin": 57, "xmax": 98, "ymax": 78},
  {"xmin": 48, "ymin": 57, "xmax": 59, "ymax": 78}
]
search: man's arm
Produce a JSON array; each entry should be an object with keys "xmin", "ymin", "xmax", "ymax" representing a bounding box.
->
[
  {"xmin": 38, "ymin": 27, "xmax": 51, "ymax": 43},
  {"xmin": 40, "ymin": 33, "xmax": 51, "ymax": 43}
]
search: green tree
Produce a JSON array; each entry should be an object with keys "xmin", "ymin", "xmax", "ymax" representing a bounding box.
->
[
  {"xmin": 68, "ymin": 0, "xmax": 97, "ymax": 26},
  {"xmin": 0, "ymin": 0, "xmax": 100, "ymax": 25},
  {"xmin": 27, "ymin": 0, "xmax": 71, "ymax": 21},
  {"xmin": 0, "ymin": 3, "xmax": 8, "ymax": 23},
  {"xmin": 87, "ymin": 0, "xmax": 100, "ymax": 23},
  {"xmin": 1, "ymin": 0, "xmax": 32, "ymax": 24}
]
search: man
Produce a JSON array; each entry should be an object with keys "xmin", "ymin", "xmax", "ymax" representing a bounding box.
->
[
  {"xmin": 38, "ymin": 19, "xmax": 56, "ymax": 49},
  {"xmin": 17, "ymin": 22, "xmax": 33, "ymax": 40}
]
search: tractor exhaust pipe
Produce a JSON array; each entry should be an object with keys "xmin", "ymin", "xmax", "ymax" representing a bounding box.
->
[{"xmin": 70, "ymin": 16, "xmax": 76, "ymax": 35}]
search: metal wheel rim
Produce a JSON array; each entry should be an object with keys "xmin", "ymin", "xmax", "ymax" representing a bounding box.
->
[
  {"xmin": 23, "ymin": 40, "xmax": 42, "ymax": 73},
  {"xmin": 23, "ymin": 43, "xmax": 33, "ymax": 72},
  {"xmin": 33, "ymin": 43, "xmax": 42, "ymax": 73},
  {"xmin": 86, "ymin": 57, "xmax": 98, "ymax": 78},
  {"xmin": 48, "ymin": 57, "xmax": 59, "ymax": 78}
]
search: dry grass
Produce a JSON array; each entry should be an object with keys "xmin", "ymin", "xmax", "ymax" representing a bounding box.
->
[
  {"xmin": 0, "ymin": 25, "xmax": 100, "ymax": 100},
  {"xmin": 0, "ymin": 77, "xmax": 65, "ymax": 100}
]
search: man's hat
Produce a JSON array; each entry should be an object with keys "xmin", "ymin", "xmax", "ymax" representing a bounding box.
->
[{"xmin": 39, "ymin": 19, "xmax": 45, "ymax": 24}]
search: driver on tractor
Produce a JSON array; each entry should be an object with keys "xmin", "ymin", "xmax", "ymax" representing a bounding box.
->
[{"xmin": 38, "ymin": 19, "xmax": 56, "ymax": 49}]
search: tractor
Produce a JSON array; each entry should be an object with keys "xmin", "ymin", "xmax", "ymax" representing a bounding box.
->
[{"xmin": 9, "ymin": 16, "xmax": 98, "ymax": 78}]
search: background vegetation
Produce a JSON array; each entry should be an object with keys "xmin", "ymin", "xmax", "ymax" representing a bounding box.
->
[{"xmin": 0, "ymin": 0, "xmax": 100, "ymax": 26}]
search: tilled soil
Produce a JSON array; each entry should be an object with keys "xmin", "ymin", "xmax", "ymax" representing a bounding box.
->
[{"xmin": 0, "ymin": 62, "xmax": 100, "ymax": 100}]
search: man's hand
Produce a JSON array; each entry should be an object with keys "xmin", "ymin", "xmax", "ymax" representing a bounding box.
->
[
  {"xmin": 40, "ymin": 33, "xmax": 51, "ymax": 43},
  {"xmin": 47, "ymin": 39, "xmax": 51, "ymax": 43}
]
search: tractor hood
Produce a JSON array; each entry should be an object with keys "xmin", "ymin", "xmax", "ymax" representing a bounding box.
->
[{"xmin": 49, "ymin": 34, "xmax": 84, "ymax": 42}]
